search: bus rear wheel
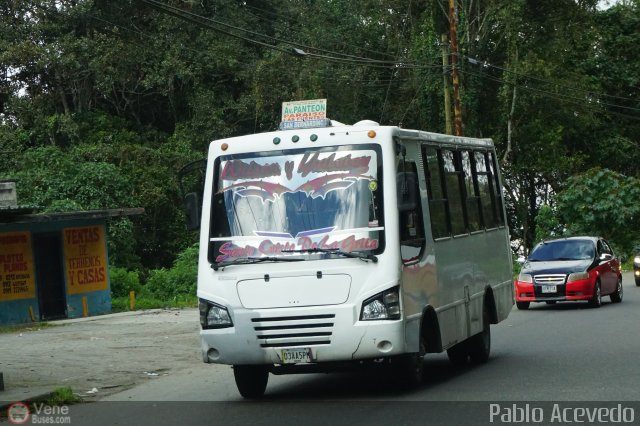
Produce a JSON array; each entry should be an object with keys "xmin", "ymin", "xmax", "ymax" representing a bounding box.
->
[
  {"xmin": 233, "ymin": 365, "xmax": 269, "ymax": 399},
  {"xmin": 468, "ymin": 307, "xmax": 491, "ymax": 364},
  {"xmin": 446, "ymin": 343, "xmax": 469, "ymax": 366}
]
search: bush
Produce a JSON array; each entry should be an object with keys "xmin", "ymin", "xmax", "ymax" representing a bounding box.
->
[
  {"xmin": 109, "ymin": 266, "xmax": 143, "ymax": 298},
  {"xmin": 144, "ymin": 244, "xmax": 198, "ymax": 300}
]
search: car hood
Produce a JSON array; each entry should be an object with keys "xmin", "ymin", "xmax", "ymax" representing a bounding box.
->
[{"xmin": 522, "ymin": 259, "xmax": 593, "ymax": 275}]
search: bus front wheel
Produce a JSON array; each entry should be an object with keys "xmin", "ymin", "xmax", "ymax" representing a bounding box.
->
[
  {"xmin": 395, "ymin": 337, "xmax": 426, "ymax": 387},
  {"xmin": 233, "ymin": 365, "xmax": 269, "ymax": 399}
]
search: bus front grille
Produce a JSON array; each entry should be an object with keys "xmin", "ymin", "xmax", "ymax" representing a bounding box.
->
[{"xmin": 251, "ymin": 314, "xmax": 335, "ymax": 348}]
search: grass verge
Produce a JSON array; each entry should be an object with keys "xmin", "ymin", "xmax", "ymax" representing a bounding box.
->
[
  {"xmin": 111, "ymin": 294, "xmax": 198, "ymax": 312},
  {"xmin": 47, "ymin": 387, "xmax": 83, "ymax": 405}
]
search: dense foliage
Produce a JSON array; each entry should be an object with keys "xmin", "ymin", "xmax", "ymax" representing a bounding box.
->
[{"xmin": 1, "ymin": 0, "xmax": 639, "ymax": 275}]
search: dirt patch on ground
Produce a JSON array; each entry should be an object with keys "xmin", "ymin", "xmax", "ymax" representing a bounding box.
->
[{"xmin": 0, "ymin": 309, "xmax": 200, "ymax": 401}]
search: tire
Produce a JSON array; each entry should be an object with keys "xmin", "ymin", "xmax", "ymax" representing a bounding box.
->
[
  {"xmin": 233, "ymin": 365, "xmax": 269, "ymax": 399},
  {"xmin": 635, "ymin": 277, "xmax": 640, "ymax": 287},
  {"xmin": 610, "ymin": 277, "xmax": 623, "ymax": 303},
  {"xmin": 468, "ymin": 306, "xmax": 491, "ymax": 364},
  {"xmin": 395, "ymin": 338, "xmax": 426, "ymax": 387},
  {"xmin": 588, "ymin": 281, "xmax": 602, "ymax": 308},
  {"xmin": 516, "ymin": 301, "xmax": 530, "ymax": 310},
  {"xmin": 447, "ymin": 341, "xmax": 469, "ymax": 366}
]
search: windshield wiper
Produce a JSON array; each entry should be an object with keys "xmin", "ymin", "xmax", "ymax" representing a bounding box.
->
[
  {"xmin": 212, "ymin": 256, "xmax": 305, "ymax": 271},
  {"xmin": 282, "ymin": 247, "xmax": 378, "ymax": 263}
]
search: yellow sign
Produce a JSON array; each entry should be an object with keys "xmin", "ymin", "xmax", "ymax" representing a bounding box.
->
[
  {"xmin": 63, "ymin": 226, "xmax": 108, "ymax": 294},
  {"xmin": 0, "ymin": 232, "xmax": 36, "ymax": 301}
]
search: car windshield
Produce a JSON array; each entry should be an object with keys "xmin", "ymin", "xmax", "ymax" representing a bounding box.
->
[
  {"xmin": 208, "ymin": 144, "xmax": 384, "ymax": 265},
  {"xmin": 528, "ymin": 240, "xmax": 595, "ymax": 262}
]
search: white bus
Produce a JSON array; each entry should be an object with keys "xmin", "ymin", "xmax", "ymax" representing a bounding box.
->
[{"xmin": 184, "ymin": 117, "xmax": 513, "ymax": 398}]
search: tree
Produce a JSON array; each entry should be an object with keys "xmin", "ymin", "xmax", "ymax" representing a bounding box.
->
[{"xmin": 556, "ymin": 168, "xmax": 640, "ymax": 254}]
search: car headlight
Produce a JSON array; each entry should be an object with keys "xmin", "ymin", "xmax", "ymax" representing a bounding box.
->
[
  {"xmin": 518, "ymin": 273, "xmax": 533, "ymax": 283},
  {"xmin": 360, "ymin": 286, "xmax": 401, "ymax": 320},
  {"xmin": 634, "ymin": 256, "xmax": 640, "ymax": 266},
  {"xmin": 199, "ymin": 299, "xmax": 233, "ymax": 329},
  {"xmin": 567, "ymin": 272, "xmax": 590, "ymax": 282}
]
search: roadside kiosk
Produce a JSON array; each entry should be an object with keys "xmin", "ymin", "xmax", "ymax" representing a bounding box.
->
[{"xmin": 0, "ymin": 180, "xmax": 143, "ymax": 325}]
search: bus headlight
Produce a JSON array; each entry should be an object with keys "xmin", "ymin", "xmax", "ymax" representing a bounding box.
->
[
  {"xmin": 360, "ymin": 286, "xmax": 401, "ymax": 320},
  {"xmin": 199, "ymin": 299, "xmax": 233, "ymax": 329}
]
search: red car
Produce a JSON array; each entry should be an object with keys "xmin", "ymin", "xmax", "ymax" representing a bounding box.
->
[{"xmin": 515, "ymin": 236, "xmax": 623, "ymax": 309}]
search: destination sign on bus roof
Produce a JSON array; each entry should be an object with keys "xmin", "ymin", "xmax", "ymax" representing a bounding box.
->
[{"xmin": 280, "ymin": 99, "xmax": 329, "ymax": 130}]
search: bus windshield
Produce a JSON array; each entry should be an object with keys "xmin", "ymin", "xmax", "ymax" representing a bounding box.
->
[{"xmin": 208, "ymin": 144, "xmax": 384, "ymax": 265}]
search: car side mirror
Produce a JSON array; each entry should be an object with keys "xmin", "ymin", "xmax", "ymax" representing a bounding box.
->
[
  {"xmin": 599, "ymin": 253, "xmax": 612, "ymax": 262},
  {"xmin": 184, "ymin": 192, "xmax": 201, "ymax": 231}
]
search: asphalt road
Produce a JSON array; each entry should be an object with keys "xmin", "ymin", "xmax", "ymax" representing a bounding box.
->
[{"xmin": 45, "ymin": 272, "xmax": 640, "ymax": 425}]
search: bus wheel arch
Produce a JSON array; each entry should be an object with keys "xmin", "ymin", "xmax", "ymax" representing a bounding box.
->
[
  {"xmin": 420, "ymin": 306, "xmax": 442, "ymax": 354},
  {"xmin": 483, "ymin": 286, "xmax": 499, "ymax": 324}
]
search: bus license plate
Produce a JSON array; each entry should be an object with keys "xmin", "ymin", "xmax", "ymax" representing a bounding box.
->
[
  {"xmin": 541, "ymin": 285, "xmax": 557, "ymax": 293},
  {"xmin": 281, "ymin": 348, "xmax": 312, "ymax": 364}
]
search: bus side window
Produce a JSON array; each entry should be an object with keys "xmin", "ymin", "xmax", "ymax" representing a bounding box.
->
[
  {"xmin": 474, "ymin": 151, "xmax": 495, "ymax": 229},
  {"xmin": 398, "ymin": 161, "xmax": 425, "ymax": 264},
  {"xmin": 462, "ymin": 150, "xmax": 482, "ymax": 232},
  {"xmin": 442, "ymin": 150, "xmax": 466, "ymax": 235},
  {"xmin": 423, "ymin": 146, "xmax": 450, "ymax": 239}
]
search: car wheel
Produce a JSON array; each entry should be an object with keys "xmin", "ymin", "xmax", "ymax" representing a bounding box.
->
[
  {"xmin": 588, "ymin": 281, "xmax": 602, "ymax": 308},
  {"xmin": 447, "ymin": 341, "xmax": 469, "ymax": 366},
  {"xmin": 395, "ymin": 337, "xmax": 425, "ymax": 387},
  {"xmin": 468, "ymin": 306, "xmax": 491, "ymax": 364},
  {"xmin": 233, "ymin": 365, "xmax": 269, "ymax": 399},
  {"xmin": 610, "ymin": 277, "xmax": 623, "ymax": 303},
  {"xmin": 516, "ymin": 301, "xmax": 530, "ymax": 310}
]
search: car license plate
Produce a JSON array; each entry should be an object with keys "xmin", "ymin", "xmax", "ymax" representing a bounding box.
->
[
  {"xmin": 541, "ymin": 285, "xmax": 557, "ymax": 293},
  {"xmin": 281, "ymin": 348, "xmax": 312, "ymax": 364}
]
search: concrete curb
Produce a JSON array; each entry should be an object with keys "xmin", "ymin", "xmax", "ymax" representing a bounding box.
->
[
  {"xmin": 51, "ymin": 308, "xmax": 168, "ymax": 325},
  {"xmin": 0, "ymin": 390, "xmax": 56, "ymax": 411}
]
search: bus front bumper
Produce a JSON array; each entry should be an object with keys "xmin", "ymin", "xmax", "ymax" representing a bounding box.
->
[{"xmin": 200, "ymin": 306, "xmax": 407, "ymax": 365}]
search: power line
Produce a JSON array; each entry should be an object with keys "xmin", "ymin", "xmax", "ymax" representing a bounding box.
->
[
  {"xmin": 459, "ymin": 68, "xmax": 640, "ymax": 122},
  {"xmin": 465, "ymin": 55, "xmax": 640, "ymax": 106},
  {"xmin": 239, "ymin": 3, "xmax": 399, "ymax": 60},
  {"xmin": 139, "ymin": 0, "xmax": 443, "ymax": 70}
]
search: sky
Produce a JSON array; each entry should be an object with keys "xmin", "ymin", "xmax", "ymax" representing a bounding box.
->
[{"xmin": 597, "ymin": 0, "xmax": 621, "ymax": 9}]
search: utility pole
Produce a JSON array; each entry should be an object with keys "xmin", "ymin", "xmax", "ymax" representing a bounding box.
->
[
  {"xmin": 448, "ymin": 0, "xmax": 463, "ymax": 136},
  {"xmin": 440, "ymin": 34, "xmax": 453, "ymax": 135}
]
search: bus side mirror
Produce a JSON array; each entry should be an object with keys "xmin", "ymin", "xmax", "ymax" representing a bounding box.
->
[
  {"xmin": 184, "ymin": 192, "xmax": 201, "ymax": 231},
  {"xmin": 397, "ymin": 172, "xmax": 418, "ymax": 212}
]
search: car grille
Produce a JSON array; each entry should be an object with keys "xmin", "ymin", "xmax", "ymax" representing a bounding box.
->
[
  {"xmin": 251, "ymin": 314, "xmax": 335, "ymax": 348},
  {"xmin": 533, "ymin": 274, "xmax": 567, "ymax": 298}
]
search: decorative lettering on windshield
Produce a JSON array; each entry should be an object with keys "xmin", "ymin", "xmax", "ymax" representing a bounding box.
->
[
  {"xmin": 297, "ymin": 152, "xmax": 371, "ymax": 177},
  {"xmin": 215, "ymin": 235, "xmax": 380, "ymax": 263},
  {"xmin": 218, "ymin": 152, "xmax": 375, "ymax": 202},
  {"xmin": 220, "ymin": 160, "xmax": 281, "ymax": 180}
]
